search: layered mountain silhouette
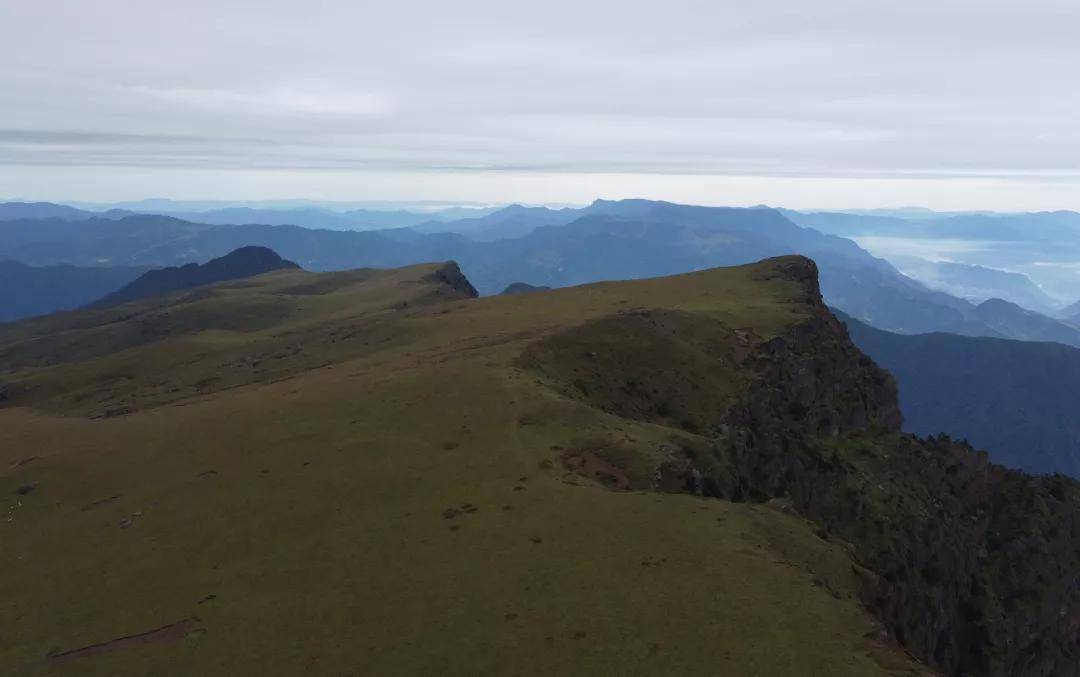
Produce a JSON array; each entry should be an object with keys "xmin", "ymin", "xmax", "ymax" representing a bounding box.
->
[
  {"xmin": 90, "ymin": 246, "xmax": 299, "ymax": 308},
  {"xmin": 889, "ymin": 256, "xmax": 1059, "ymax": 313},
  {"xmin": 0, "ymin": 260, "xmax": 147, "ymax": 322},
  {"xmin": 0, "ymin": 201, "xmax": 97, "ymax": 221},
  {"xmin": 971, "ymin": 297, "xmax": 1080, "ymax": 346},
  {"xmin": 3, "ymin": 199, "xmax": 1080, "ymax": 345},
  {"xmin": 1057, "ymin": 299, "xmax": 1080, "ymax": 327},
  {"xmin": 841, "ymin": 312, "xmax": 1080, "ymax": 476},
  {"xmin": 786, "ymin": 208, "xmax": 1080, "ymax": 242}
]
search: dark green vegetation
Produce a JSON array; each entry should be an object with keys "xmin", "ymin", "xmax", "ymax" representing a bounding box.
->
[
  {"xmin": 0, "ymin": 260, "xmax": 147, "ymax": 322},
  {"xmin": 90, "ymin": 246, "xmax": 299, "ymax": 309},
  {"xmin": 843, "ymin": 314, "xmax": 1080, "ymax": 476},
  {"xmin": 4, "ymin": 255, "xmax": 1080, "ymax": 675}
]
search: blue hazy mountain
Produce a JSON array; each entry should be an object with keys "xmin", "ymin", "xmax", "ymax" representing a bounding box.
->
[
  {"xmin": 411, "ymin": 203, "xmax": 583, "ymax": 240},
  {"xmin": 971, "ymin": 298, "xmax": 1080, "ymax": 347},
  {"xmin": 91, "ymin": 246, "xmax": 299, "ymax": 308},
  {"xmin": 842, "ymin": 312, "xmax": 1080, "ymax": 476},
  {"xmin": 4, "ymin": 199, "xmax": 1079, "ymax": 344},
  {"xmin": 150, "ymin": 207, "xmax": 430, "ymax": 231},
  {"xmin": 0, "ymin": 259, "xmax": 147, "ymax": 322},
  {"xmin": 785, "ymin": 208, "xmax": 1080, "ymax": 241},
  {"xmin": 0, "ymin": 200, "xmax": 501, "ymax": 232},
  {"xmin": 891, "ymin": 256, "xmax": 1059, "ymax": 313},
  {"xmin": 0, "ymin": 201, "xmax": 106, "ymax": 221}
]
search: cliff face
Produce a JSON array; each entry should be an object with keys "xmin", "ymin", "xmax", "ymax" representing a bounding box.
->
[
  {"xmin": 427, "ymin": 261, "xmax": 479, "ymax": 299},
  {"xmin": 713, "ymin": 261, "xmax": 1080, "ymax": 676}
]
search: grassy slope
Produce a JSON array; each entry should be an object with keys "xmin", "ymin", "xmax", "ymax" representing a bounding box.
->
[{"xmin": 1, "ymin": 260, "xmax": 924, "ymax": 676}]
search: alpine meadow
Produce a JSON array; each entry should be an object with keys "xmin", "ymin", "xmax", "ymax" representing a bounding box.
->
[{"xmin": 4, "ymin": 2, "xmax": 1080, "ymax": 676}]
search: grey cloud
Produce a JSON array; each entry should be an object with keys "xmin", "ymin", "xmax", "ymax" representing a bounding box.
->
[{"xmin": 1, "ymin": 0, "xmax": 1079, "ymax": 201}]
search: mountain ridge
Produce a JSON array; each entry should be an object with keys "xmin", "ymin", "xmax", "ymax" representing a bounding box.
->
[
  {"xmin": 89, "ymin": 246, "xmax": 300, "ymax": 309},
  {"xmin": 3, "ymin": 256, "xmax": 1080, "ymax": 675},
  {"xmin": 3, "ymin": 199, "xmax": 1078, "ymax": 345}
]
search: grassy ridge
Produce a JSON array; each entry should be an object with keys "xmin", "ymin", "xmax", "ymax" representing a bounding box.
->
[{"xmin": 1, "ymin": 259, "xmax": 923, "ymax": 675}]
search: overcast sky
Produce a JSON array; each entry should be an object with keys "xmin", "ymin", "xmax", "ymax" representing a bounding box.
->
[{"xmin": 2, "ymin": 0, "xmax": 1079, "ymax": 209}]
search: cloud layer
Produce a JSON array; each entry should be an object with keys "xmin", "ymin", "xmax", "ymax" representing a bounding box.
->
[{"xmin": 3, "ymin": 0, "xmax": 1079, "ymax": 205}]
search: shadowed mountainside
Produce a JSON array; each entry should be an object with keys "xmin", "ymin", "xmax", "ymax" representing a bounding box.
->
[
  {"xmin": 90, "ymin": 246, "xmax": 300, "ymax": 309},
  {"xmin": 0, "ymin": 260, "xmax": 148, "ymax": 322},
  {"xmin": 4, "ymin": 199, "xmax": 1076, "ymax": 343},
  {"xmin": 841, "ymin": 312, "xmax": 1080, "ymax": 477},
  {"xmin": 972, "ymin": 297, "xmax": 1080, "ymax": 346}
]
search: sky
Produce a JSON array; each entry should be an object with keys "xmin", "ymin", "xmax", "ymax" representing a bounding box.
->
[{"xmin": 2, "ymin": 0, "xmax": 1080, "ymax": 210}]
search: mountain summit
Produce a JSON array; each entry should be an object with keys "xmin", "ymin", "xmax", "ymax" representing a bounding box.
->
[{"xmin": 90, "ymin": 246, "xmax": 299, "ymax": 308}]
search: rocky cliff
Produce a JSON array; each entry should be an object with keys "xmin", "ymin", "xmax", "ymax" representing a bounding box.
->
[{"xmin": 716, "ymin": 261, "xmax": 1080, "ymax": 675}]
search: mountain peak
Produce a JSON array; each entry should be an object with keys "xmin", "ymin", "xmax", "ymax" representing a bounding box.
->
[{"xmin": 90, "ymin": 246, "xmax": 299, "ymax": 308}]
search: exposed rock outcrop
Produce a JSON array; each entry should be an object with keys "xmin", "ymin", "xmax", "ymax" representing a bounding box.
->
[
  {"xmin": 428, "ymin": 261, "xmax": 479, "ymax": 299},
  {"xmin": 715, "ymin": 306, "xmax": 1080, "ymax": 675}
]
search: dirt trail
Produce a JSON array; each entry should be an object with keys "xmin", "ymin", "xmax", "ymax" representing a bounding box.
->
[{"xmin": 45, "ymin": 617, "xmax": 204, "ymax": 666}]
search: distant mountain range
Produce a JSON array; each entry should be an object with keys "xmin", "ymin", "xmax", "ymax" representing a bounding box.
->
[
  {"xmin": 785, "ymin": 208, "xmax": 1080, "ymax": 242},
  {"xmin": 61, "ymin": 197, "xmax": 505, "ymax": 214},
  {"xmin": 783, "ymin": 208, "xmax": 1080, "ymax": 303},
  {"xmin": 409, "ymin": 204, "xmax": 583, "ymax": 240},
  {"xmin": 0, "ymin": 201, "xmax": 104, "ymax": 221},
  {"xmin": 0, "ymin": 260, "xmax": 148, "ymax": 322},
  {"xmin": 841, "ymin": 313, "xmax": 1080, "ymax": 477},
  {"xmin": 5, "ymin": 198, "xmax": 1080, "ymax": 347},
  {"xmin": 1056, "ymin": 299, "xmax": 1080, "ymax": 327},
  {"xmin": 0, "ymin": 200, "xmax": 501, "ymax": 232},
  {"xmin": 91, "ymin": 246, "xmax": 299, "ymax": 308},
  {"xmin": 889, "ymin": 256, "xmax": 1059, "ymax": 313}
]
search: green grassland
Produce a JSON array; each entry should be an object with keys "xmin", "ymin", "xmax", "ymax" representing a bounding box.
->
[{"xmin": 1, "ymin": 260, "xmax": 926, "ymax": 675}]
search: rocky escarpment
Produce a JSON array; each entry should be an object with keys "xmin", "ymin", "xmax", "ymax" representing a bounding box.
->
[
  {"xmin": 717, "ymin": 261, "xmax": 1080, "ymax": 675},
  {"xmin": 428, "ymin": 261, "xmax": 479, "ymax": 299},
  {"xmin": 718, "ymin": 309, "xmax": 1080, "ymax": 676},
  {"xmin": 524, "ymin": 256, "xmax": 1080, "ymax": 676}
]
